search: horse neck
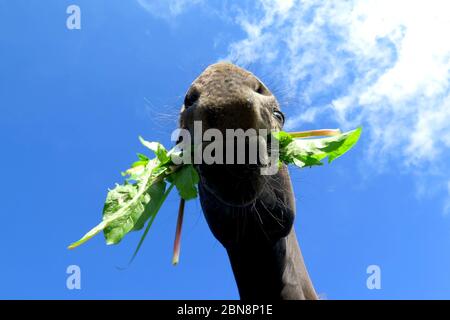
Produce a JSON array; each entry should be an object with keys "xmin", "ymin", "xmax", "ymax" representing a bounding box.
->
[
  {"xmin": 226, "ymin": 226, "xmax": 317, "ymax": 300},
  {"xmin": 197, "ymin": 166, "xmax": 317, "ymax": 300}
]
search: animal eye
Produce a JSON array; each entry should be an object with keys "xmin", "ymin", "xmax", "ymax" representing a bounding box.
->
[
  {"xmin": 273, "ymin": 110, "xmax": 285, "ymax": 124},
  {"xmin": 184, "ymin": 87, "xmax": 200, "ymax": 108}
]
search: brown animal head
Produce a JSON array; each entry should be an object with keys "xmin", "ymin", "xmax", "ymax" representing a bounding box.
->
[
  {"xmin": 178, "ymin": 62, "xmax": 293, "ymax": 248},
  {"xmin": 177, "ymin": 62, "xmax": 317, "ymax": 300}
]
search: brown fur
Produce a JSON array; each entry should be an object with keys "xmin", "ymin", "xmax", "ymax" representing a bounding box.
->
[{"xmin": 179, "ymin": 62, "xmax": 317, "ymax": 300}]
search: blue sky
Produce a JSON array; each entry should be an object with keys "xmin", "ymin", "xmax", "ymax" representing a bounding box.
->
[{"xmin": 1, "ymin": 0, "xmax": 450, "ymax": 299}]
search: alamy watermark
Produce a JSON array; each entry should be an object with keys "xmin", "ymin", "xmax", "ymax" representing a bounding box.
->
[
  {"xmin": 66, "ymin": 265, "xmax": 81, "ymax": 290},
  {"xmin": 66, "ymin": 5, "xmax": 81, "ymax": 30},
  {"xmin": 170, "ymin": 121, "xmax": 280, "ymax": 175},
  {"xmin": 366, "ymin": 265, "xmax": 381, "ymax": 290}
]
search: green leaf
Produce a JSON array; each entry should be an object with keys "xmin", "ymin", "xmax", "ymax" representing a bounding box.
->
[
  {"xmin": 131, "ymin": 160, "xmax": 147, "ymax": 168},
  {"xmin": 130, "ymin": 153, "xmax": 150, "ymax": 169},
  {"xmin": 68, "ymin": 157, "xmax": 166, "ymax": 249},
  {"xmin": 137, "ymin": 153, "xmax": 149, "ymax": 162},
  {"xmin": 272, "ymin": 131, "xmax": 293, "ymax": 149},
  {"xmin": 68, "ymin": 220, "xmax": 108, "ymax": 250},
  {"xmin": 128, "ymin": 183, "xmax": 175, "ymax": 263},
  {"xmin": 132, "ymin": 180, "xmax": 166, "ymax": 231},
  {"xmin": 102, "ymin": 158, "xmax": 171, "ymax": 245},
  {"xmin": 273, "ymin": 127, "xmax": 362, "ymax": 168},
  {"xmin": 102, "ymin": 183, "xmax": 145, "ymax": 245},
  {"xmin": 69, "ymin": 128, "xmax": 361, "ymax": 254},
  {"xmin": 139, "ymin": 137, "xmax": 171, "ymax": 165},
  {"xmin": 167, "ymin": 164, "xmax": 199, "ymax": 200},
  {"xmin": 324, "ymin": 127, "xmax": 362, "ymax": 163}
]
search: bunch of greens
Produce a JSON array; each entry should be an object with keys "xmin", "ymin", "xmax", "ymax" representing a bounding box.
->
[
  {"xmin": 68, "ymin": 127, "xmax": 361, "ymax": 264},
  {"xmin": 274, "ymin": 127, "xmax": 362, "ymax": 168},
  {"xmin": 68, "ymin": 138, "xmax": 199, "ymax": 264}
]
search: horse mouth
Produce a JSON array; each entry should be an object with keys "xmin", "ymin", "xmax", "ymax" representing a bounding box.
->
[{"xmin": 196, "ymin": 162, "xmax": 267, "ymax": 207}]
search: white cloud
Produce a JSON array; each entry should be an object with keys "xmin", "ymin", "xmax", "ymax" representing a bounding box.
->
[
  {"xmin": 224, "ymin": 0, "xmax": 450, "ymax": 170},
  {"xmin": 445, "ymin": 181, "xmax": 450, "ymax": 215},
  {"xmin": 284, "ymin": 106, "xmax": 324, "ymax": 129},
  {"xmin": 137, "ymin": 0, "xmax": 450, "ymax": 210},
  {"xmin": 136, "ymin": 0, "xmax": 204, "ymax": 19}
]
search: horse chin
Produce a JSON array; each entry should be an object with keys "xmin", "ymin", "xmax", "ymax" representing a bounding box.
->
[
  {"xmin": 200, "ymin": 178, "xmax": 263, "ymax": 208},
  {"xmin": 196, "ymin": 163, "xmax": 266, "ymax": 207}
]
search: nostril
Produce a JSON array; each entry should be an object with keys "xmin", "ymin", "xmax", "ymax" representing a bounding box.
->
[
  {"xmin": 184, "ymin": 87, "xmax": 200, "ymax": 108},
  {"xmin": 256, "ymin": 84, "xmax": 264, "ymax": 95},
  {"xmin": 254, "ymin": 82, "xmax": 270, "ymax": 96}
]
